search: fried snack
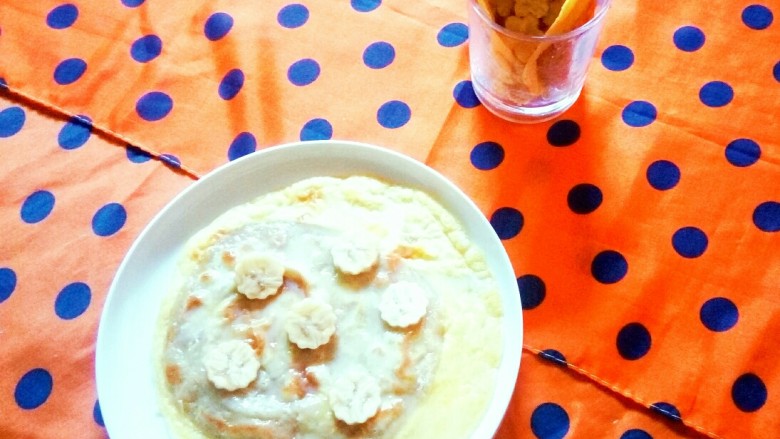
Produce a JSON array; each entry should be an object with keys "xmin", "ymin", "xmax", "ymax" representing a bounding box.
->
[
  {"xmin": 483, "ymin": 0, "xmax": 565, "ymax": 35},
  {"xmin": 478, "ymin": 0, "xmax": 594, "ymax": 99},
  {"xmin": 522, "ymin": 0, "xmax": 596, "ymax": 94}
]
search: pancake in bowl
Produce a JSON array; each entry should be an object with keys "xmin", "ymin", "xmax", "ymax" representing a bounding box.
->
[{"xmin": 157, "ymin": 176, "xmax": 504, "ymax": 438}]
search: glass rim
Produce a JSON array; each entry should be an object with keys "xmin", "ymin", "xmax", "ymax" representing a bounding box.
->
[{"xmin": 468, "ymin": 0, "xmax": 612, "ymax": 42}]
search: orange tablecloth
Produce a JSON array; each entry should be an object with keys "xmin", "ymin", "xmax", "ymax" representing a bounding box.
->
[{"xmin": 1, "ymin": 0, "xmax": 778, "ymax": 438}]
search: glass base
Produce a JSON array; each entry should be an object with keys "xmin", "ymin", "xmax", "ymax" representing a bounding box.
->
[{"xmin": 472, "ymin": 78, "xmax": 581, "ymax": 124}]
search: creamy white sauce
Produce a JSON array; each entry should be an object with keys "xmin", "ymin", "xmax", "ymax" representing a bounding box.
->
[{"xmin": 157, "ymin": 176, "xmax": 503, "ymax": 439}]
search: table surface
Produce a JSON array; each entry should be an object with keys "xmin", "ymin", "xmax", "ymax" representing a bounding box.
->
[{"xmin": 1, "ymin": 0, "xmax": 778, "ymax": 438}]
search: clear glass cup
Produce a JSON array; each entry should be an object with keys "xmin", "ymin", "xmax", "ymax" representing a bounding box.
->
[{"xmin": 468, "ymin": 0, "xmax": 611, "ymax": 123}]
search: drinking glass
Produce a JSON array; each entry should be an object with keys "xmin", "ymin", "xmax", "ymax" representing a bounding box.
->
[{"xmin": 468, "ymin": 0, "xmax": 611, "ymax": 123}]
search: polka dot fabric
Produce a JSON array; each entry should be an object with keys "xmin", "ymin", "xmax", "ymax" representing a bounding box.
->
[
  {"xmin": 0, "ymin": 93, "xmax": 191, "ymax": 438},
  {"xmin": 0, "ymin": 0, "xmax": 473, "ymax": 171},
  {"xmin": 498, "ymin": 351, "xmax": 708, "ymax": 438},
  {"xmin": 0, "ymin": 0, "xmax": 778, "ymax": 438},
  {"xmin": 423, "ymin": 2, "xmax": 779, "ymax": 436}
]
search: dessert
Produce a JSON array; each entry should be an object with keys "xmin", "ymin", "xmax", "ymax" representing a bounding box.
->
[{"xmin": 156, "ymin": 176, "xmax": 504, "ymax": 438}]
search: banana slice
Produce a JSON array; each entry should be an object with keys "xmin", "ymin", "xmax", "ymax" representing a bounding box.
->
[
  {"xmin": 285, "ymin": 298, "xmax": 337, "ymax": 349},
  {"xmin": 234, "ymin": 253, "xmax": 285, "ymax": 300},
  {"xmin": 331, "ymin": 238, "xmax": 379, "ymax": 275},
  {"xmin": 203, "ymin": 340, "xmax": 261, "ymax": 391},
  {"xmin": 328, "ymin": 369, "xmax": 381, "ymax": 425},
  {"xmin": 379, "ymin": 281, "xmax": 429, "ymax": 328}
]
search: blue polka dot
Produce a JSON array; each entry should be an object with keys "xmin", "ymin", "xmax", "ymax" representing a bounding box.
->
[
  {"xmin": 753, "ymin": 201, "xmax": 780, "ymax": 232},
  {"xmin": 673, "ymin": 26, "xmax": 705, "ymax": 52},
  {"xmin": 126, "ymin": 145, "xmax": 152, "ymax": 163},
  {"xmin": 351, "ymin": 0, "xmax": 381, "ymax": 12},
  {"xmin": 130, "ymin": 34, "xmax": 162, "ymax": 63},
  {"xmin": 470, "ymin": 141, "xmax": 504, "ymax": 170},
  {"xmin": 0, "ymin": 106, "xmax": 25, "ymax": 138},
  {"xmin": 53, "ymin": 58, "xmax": 87, "ymax": 85},
  {"xmin": 732, "ymin": 373, "xmax": 768, "ymax": 412},
  {"xmin": 437, "ymin": 22, "xmax": 468, "ymax": 47},
  {"xmin": 774, "ymin": 61, "xmax": 780, "ymax": 82},
  {"xmin": 672, "ymin": 226, "xmax": 708, "ymax": 258},
  {"xmin": 227, "ymin": 132, "xmax": 256, "ymax": 161},
  {"xmin": 530, "ymin": 402, "xmax": 570, "ymax": 439},
  {"xmin": 0, "ymin": 267, "xmax": 17, "ymax": 304},
  {"xmin": 92, "ymin": 203, "xmax": 127, "ymax": 237},
  {"xmin": 377, "ymin": 100, "xmax": 411, "ymax": 129},
  {"xmin": 21, "ymin": 190, "xmax": 55, "ymax": 224},
  {"xmin": 601, "ymin": 45, "xmax": 634, "ymax": 71},
  {"xmin": 219, "ymin": 69, "xmax": 244, "ymax": 100},
  {"xmin": 673, "ymin": 26, "xmax": 706, "ymax": 52},
  {"xmin": 363, "ymin": 41, "xmax": 395, "ymax": 69},
  {"xmin": 622, "ymin": 101, "xmax": 657, "ymax": 127},
  {"xmin": 650, "ymin": 402, "xmax": 681, "ymax": 422},
  {"xmin": 94, "ymin": 400, "xmax": 105, "ymax": 427},
  {"xmin": 591, "ymin": 250, "xmax": 628, "ymax": 284},
  {"xmin": 287, "ymin": 59, "xmax": 320, "ymax": 86},
  {"xmin": 621, "ymin": 429, "xmax": 653, "ymax": 439},
  {"xmin": 453, "ymin": 80, "xmax": 480, "ymax": 108},
  {"xmin": 47, "ymin": 4, "xmax": 78, "ymax": 29},
  {"xmin": 121, "ymin": 0, "xmax": 145, "ymax": 7},
  {"xmin": 699, "ymin": 81, "xmax": 733, "ymax": 107},
  {"xmin": 300, "ymin": 118, "xmax": 333, "ymax": 141},
  {"xmin": 742, "ymin": 4, "xmax": 774, "ymax": 30},
  {"xmin": 538, "ymin": 349, "xmax": 567, "ymax": 367},
  {"xmin": 617, "ymin": 322, "xmax": 651, "ymax": 360},
  {"xmin": 646, "ymin": 160, "xmax": 680, "ymax": 190},
  {"xmin": 490, "ymin": 207, "xmax": 524, "ymax": 240},
  {"xmin": 278, "ymin": 4, "xmax": 309, "ymax": 28},
  {"xmin": 725, "ymin": 138, "xmax": 761, "ymax": 167},
  {"xmin": 204, "ymin": 12, "xmax": 234, "ymax": 41},
  {"xmin": 518, "ymin": 274, "xmax": 545, "ymax": 310},
  {"xmin": 0, "ymin": 77, "xmax": 7, "ymax": 89},
  {"xmin": 54, "ymin": 282, "xmax": 91, "ymax": 320},
  {"xmin": 58, "ymin": 115, "xmax": 92, "ymax": 150},
  {"xmin": 547, "ymin": 119, "xmax": 580, "ymax": 146},
  {"xmin": 160, "ymin": 153, "xmax": 181, "ymax": 169},
  {"xmin": 567, "ymin": 183, "xmax": 603, "ymax": 214},
  {"xmin": 15, "ymin": 369, "xmax": 53, "ymax": 410},
  {"xmin": 136, "ymin": 91, "xmax": 173, "ymax": 121},
  {"xmin": 700, "ymin": 297, "xmax": 739, "ymax": 332}
]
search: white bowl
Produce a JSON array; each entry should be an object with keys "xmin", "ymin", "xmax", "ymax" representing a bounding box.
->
[{"xmin": 95, "ymin": 140, "xmax": 522, "ymax": 438}]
